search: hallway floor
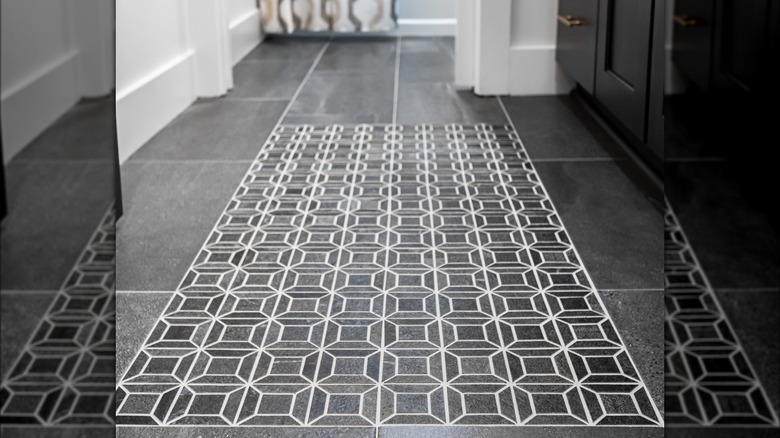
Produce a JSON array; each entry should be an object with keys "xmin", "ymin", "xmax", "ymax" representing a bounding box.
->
[
  {"xmin": 0, "ymin": 30, "xmax": 775, "ymax": 438},
  {"xmin": 112, "ymin": 36, "xmax": 665, "ymax": 436}
]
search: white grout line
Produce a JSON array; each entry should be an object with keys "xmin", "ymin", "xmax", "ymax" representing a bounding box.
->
[
  {"xmin": 278, "ymin": 39, "xmax": 333, "ymax": 124},
  {"xmin": 498, "ymin": 95, "xmax": 665, "ymax": 425},
  {"xmin": 123, "ymin": 159, "xmax": 257, "ymax": 164},
  {"xmin": 220, "ymin": 97, "xmax": 292, "ymax": 102},
  {"xmin": 391, "ymin": 36, "xmax": 402, "ymax": 126},
  {"xmin": 115, "ymin": 290, "xmax": 178, "ymax": 295},
  {"xmin": 530, "ymin": 157, "xmax": 625, "ymax": 163}
]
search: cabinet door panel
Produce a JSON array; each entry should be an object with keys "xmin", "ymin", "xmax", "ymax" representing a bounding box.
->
[
  {"xmin": 556, "ymin": 0, "xmax": 600, "ymax": 93},
  {"xmin": 714, "ymin": 0, "xmax": 770, "ymax": 93},
  {"xmin": 595, "ymin": 0, "xmax": 654, "ymax": 140},
  {"xmin": 672, "ymin": 0, "xmax": 715, "ymax": 89}
]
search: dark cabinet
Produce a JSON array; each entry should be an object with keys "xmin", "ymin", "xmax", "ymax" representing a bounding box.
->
[
  {"xmin": 672, "ymin": 0, "xmax": 715, "ymax": 90},
  {"xmin": 674, "ymin": 0, "xmax": 778, "ymax": 95},
  {"xmin": 556, "ymin": 0, "xmax": 599, "ymax": 94},
  {"xmin": 594, "ymin": 0, "xmax": 654, "ymax": 141},
  {"xmin": 556, "ymin": 0, "xmax": 664, "ymax": 168}
]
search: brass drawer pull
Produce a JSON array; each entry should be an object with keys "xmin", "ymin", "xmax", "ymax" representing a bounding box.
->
[
  {"xmin": 558, "ymin": 15, "xmax": 583, "ymax": 27},
  {"xmin": 674, "ymin": 14, "xmax": 698, "ymax": 27}
]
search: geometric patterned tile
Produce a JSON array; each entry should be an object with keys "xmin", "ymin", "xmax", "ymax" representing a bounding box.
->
[
  {"xmin": 117, "ymin": 124, "xmax": 661, "ymax": 426},
  {"xmin": 1, "ymin": 207, "xmax": 116, "ymax": 425},
  {"xmin": 664, "ymin": 203, "xmax": 778, "ymax": 427}
]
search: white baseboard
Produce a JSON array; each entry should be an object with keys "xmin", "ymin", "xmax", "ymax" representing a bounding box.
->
[
  {"xmin": 116, "ymin": 51, "xmax": 196, "ymax": 163},
  {"xmin": 508, "ymin": 45, "xmax": 575, "ymax": 96},
  {"xmin": 229, "ymin": 9, "xmax": 262, "ymax": 66},
  {"xmin": 395, "ymin": 18, "xmax": 456, "ymax": 36},
  {"xmin": 1, "ymin": 51, "xmax": 81, "ymax": 163},
  {"xmin": 665, "ymin": 45, "xmax": 689, "ymax": 95}
]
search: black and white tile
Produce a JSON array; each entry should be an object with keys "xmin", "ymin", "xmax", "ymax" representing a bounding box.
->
[
  {"xmin": 664, "ymin": 204, "xmax": 778, "ymax": 426},
  {"xmin": 116, "ymin": 124, "xmax": 661, "ymax": 427},
  {"xmin": 1, "ymin": 208, "xmax": 116, "ymax": 425}
]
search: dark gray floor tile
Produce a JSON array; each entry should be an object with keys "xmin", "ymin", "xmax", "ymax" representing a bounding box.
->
[
  {"xmin": 116, "ymin": 426, "xmax": 376, "ymax": 438},
  {"xmin": 284, "ymin": 38, "xmax": 397, "ymax": 125},
  {"xmin": 116, "ymin": 161, "xmax": 248, "ymax": 291},
  {"xmin": 502, "ymin": 96, "xmax": 627, "ymax": 160},
  {"xmin": 0, "ymin": 292, "xmax": 57, "ymax": 380},
  {"xmin": 284, "ymin": 71, "xmax": 394, "ymax": 124},
  {"xmin": 599, "ymin": 289, "xmax": 665, "ymax": 414},
  {"xmin": 1, "ymin": 162, "xmax": 114, "ymax": 290},
  {"xmin": 666, "ymin": 428, "xmax": 780, "ymax": 438},
  {"xmin": 533, "ymin": 161, "xmax": 663, "ymax": 290},
  {"xmin": 128, "ymin": 99, "xmax": 286, "ymax": 161},
  {"xmin": 378, "ymin": 426, "xmax": 663, "ymax": 437},
  {"xmin": 116, "ymin": 292, "xmax": 175, "ymax": 378},
  {"xmin": 665, "ymin": 94, "xmax": 729, "ymax": 160},
  {"xmin": 240, "ymin": 37, "xmax": 328, "ymax": 63},
  {"xmin": 228, "ymin": 60, "xmax": 313, "ymax": 99},
  {"xmin": 715, "ymin": 290, "xmax": 780, "ymax": 417},
  {"xmin": 395, "ymin": 37, "xmax": 493, "ymax": 125},
  {"xmin": 666, "ymin": 162, "xmax": 779, "ymax": 290},
  {"xmin": 396, "ymin": 83, "xmax": 506, "ymax": 125},
  {"xmin": 316, "ymin": 37, "xmax": 397, "ymax": 73},
  {"xmin": 13, "ymin": 97, "xmax": 115, "ymax": 162},
  {"xmin": 399, "ymin": 37, "xmax": 454, "ymax": 83},
  {"xmin": 0, "ymin": 427, "xmax": 112, "ymax": 438}
]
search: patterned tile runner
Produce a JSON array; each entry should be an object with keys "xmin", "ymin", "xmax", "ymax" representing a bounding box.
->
[
  {"xmin": 664, "ymin": 204, "xmax": 778, "ymax": 426},
  {"xmin": 116, "ymin": 124, "xmax": 660, "ymax": 426},
  {"xmin": 1, "ymin": 207, "xmax": 116, "ymax": 425}
]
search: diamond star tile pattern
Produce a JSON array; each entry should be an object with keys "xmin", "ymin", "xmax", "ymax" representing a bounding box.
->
[
  {"xmin": 664, "ymin": 204, "xmax": 778, "ymax": 426},
  {"xmin": 116, "ymin": 124, "xmax": 661, "ymax": 427},
  {"xmin": 1, "ymin": 208, "xmax": 116, "ymax": 425}
]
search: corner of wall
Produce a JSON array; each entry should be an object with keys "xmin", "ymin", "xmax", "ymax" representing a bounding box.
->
[{"xmin": 508, "ymin": 46, "xmax": 574, "ymax": 96}]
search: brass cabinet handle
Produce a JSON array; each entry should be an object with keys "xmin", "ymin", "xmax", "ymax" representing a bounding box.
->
[
  {"xmin": 674, "ymin": 14, "xmax": 698, "ymax": 27},
  {"xmin": 558, "ymin": 15, "xmax": 583, "ymax": 27}
]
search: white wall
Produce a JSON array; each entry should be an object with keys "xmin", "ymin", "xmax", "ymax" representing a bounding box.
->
[
  {"xmin": 115, "ymin": 0, "xmax": 196, "ymax": 163},
  {"xmin": 395, "ymin": 0, "xmax": 456, "ymax": 35},
  {"xmin": 508, "ymin": 0, "xmax": 573, "ymax": 95},
  {"xmin": 456, "ymin": 0, "xmax": 574, "ymax": 96},
  {"xmin": 1, "ymin": 0, "xmax": 113, "ymax": 163},
  {"xmin": 226, "ymin": 0, "xmax": 262, "ymax": 66},
  {"xmin": 116, "ymin": 0, "xmax": 262, "ymax": 162}
]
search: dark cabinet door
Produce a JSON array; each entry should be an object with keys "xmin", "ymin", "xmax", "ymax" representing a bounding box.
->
[
  {"xmin": 712, "ymin": 0, "xmax": 772, "ymax": 93},
  {"xmin": 556, "ymin": 0, "xmax": 600, "ymax": 93},
  {"xmin": 594, "ymin": 0, "xmax": 654, "ymax": 141},
  {"xmin": 672, "ymin": 0, "xmax": 715, "ymax": 90}
]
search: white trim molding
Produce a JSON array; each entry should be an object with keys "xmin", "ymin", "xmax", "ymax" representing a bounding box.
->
[
  {"xmin": 473, "ymin": 0, "xmax": 511, "ymax": 95},
  {"xmin": 509, "ymin": 45, "xmax": 574, "ymax": 95},
  {"xmin": 115, "ymin": 51, "xmax": 196, "ymax": 162},
  {"xmin": 1, "ymin": 51, "xmax": 81, "ymax": 163},
  {"xmin": 396, "ymin": 18, "xmax": 456, "ymax": 36},
  {"xmin": 229, "ymin": 8, "xmax": 263, "ymax": 65},
  {"xmin": 454, "ymin": 0, "xmax": 476, "ymax": 88},
  {"xmin": 456, "ymin": 0, "xmax": 575, "ymax": 96}
]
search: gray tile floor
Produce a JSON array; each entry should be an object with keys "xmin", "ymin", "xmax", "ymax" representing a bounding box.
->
[
  {"xmin": 664, "ymin": 92, "xmax": 780, "ymax": 436},
  {"xmin": 1, "ymin": 97, "xmax": 115, "ymax": 291},
  {"xmin": 0, "ymin": 34, "xmax": 773, "ymax": 437},
  {"xmin": 115, "ymin": 36, "xmax": 665, "ymax": 434},
  {"xmin": 117, "ymin": 124, "xmax": 661, "ymax": 427}
]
